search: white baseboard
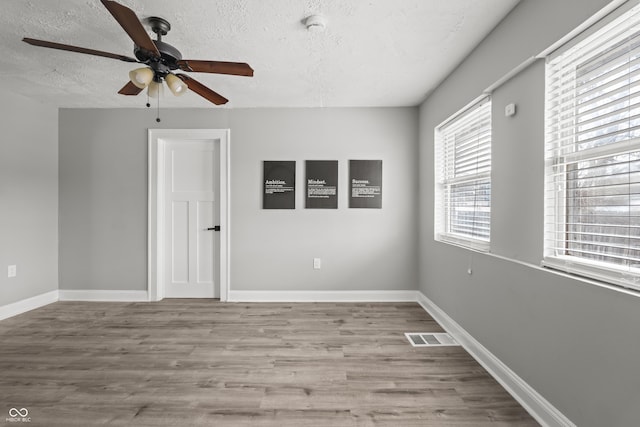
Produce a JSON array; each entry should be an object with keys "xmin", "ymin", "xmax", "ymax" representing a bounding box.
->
[
  {"xmin": 416, "ymin": 292, "xmax": 575, "ymax": 427},
  {"xmin": 58, "ymin": 290, "xmax": 149, "ymax": 302},
  {"xmin": 228, "ymin": 290, "xmax": 419, "ymax": 302},
  {"xmin": 0, "ymin": 290, "xmax": 59, "ymax": 321}
]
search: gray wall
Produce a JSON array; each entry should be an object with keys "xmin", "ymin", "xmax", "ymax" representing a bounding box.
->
[
  {"xmin": 0, "ymin": 91, "xmax": 58, "ymax": 305},
  {"xmin": 419, "ymin": 0, "xmax": 640, "ymax": 426},
  {"xmin": 59, "ymin": 107, "xmax": 419, "ymax": 292}
]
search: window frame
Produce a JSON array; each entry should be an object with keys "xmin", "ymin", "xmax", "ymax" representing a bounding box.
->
[
  {"xmin": 434, "ymin": 96, "xmax": 492, "ymax": 252},
  {"xmin": 543, "ymin": 4, "xmax": 640, "ymax": 291}
]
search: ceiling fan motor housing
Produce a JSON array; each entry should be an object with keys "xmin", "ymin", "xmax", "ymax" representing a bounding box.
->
[
  {"xmin": 135, "ymin": 40, "xmax": 182, "ymax": 74},
  {"xmin": 134, "ymin": 16, "xmax": 182, "ymax": 75}
]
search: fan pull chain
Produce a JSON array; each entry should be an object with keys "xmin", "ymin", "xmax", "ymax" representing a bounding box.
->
[{"xmin": 156, "ymin": 94, "xmax": 161, "ymax": 122}]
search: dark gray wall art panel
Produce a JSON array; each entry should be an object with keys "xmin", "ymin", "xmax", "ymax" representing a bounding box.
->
[
  {"xmin": 305, "ymin": 160, "xmax": 338, "ymax": 209},
  {"xmin": 349, "ymin": 160, "xmax": 382, "ymax": 208},
  {"xmin": 263, "ymin": 161, "xmax": 296, "ymax": 209}
]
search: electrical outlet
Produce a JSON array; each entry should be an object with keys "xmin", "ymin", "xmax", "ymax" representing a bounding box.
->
[
  {"xmin": 313, "ymin": 258, "xmax": 321, "ymax": 269},
  {"xmin": 8, "ymin": 265, "xmax": 16, "ymax": 278}
]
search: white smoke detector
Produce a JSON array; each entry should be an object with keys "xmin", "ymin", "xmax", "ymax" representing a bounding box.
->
[{"xmin": 304, "ymin": 15, "xmax": 326, "ymax": 32}]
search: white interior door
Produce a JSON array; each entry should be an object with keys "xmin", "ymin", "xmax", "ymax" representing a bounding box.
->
[{"xmin": 164, "ymin": 140, "xmax": 219, "ymax": 298}]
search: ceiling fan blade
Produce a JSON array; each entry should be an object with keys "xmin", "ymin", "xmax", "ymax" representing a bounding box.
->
[
  {"xmin": 177, "ymin": 60, "xmax": 254, "ymax": 77},
  {"xmin": 22, "ymin": 38, "xmax": 138, "ymax": 63},
  {"xmin": 100, "ymin": 0, "xmax": 160, "ymax": 57},
  {"xmin": 118, "ymin": 81, "xmax": 143, "ymax": 96},
  {"xmin": 176, "ymin": 74, "xmax": 229, "ymax": 105}
]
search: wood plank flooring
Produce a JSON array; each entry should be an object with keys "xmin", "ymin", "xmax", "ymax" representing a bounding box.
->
[{"xmin": 0, "ymin": 300, "xmax": 539, "ymax": 426}]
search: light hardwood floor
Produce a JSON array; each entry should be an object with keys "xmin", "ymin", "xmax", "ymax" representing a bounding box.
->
[{"xmin": 0, "ymin": 300, "xmax": 539, "ymax": 426}]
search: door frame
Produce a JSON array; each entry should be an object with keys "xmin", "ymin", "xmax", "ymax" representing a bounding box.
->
[{"xmin": 147, "ymin": 129, "xmax": 230, "ymax": 302}]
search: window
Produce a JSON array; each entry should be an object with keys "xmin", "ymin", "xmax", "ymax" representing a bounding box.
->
[
  {"xmin": 435, "ymin": 96, "xmax": 492, "ymax": 251},
  {"xmin": 544, "ymin": 5, "xmax": 640, "ymax": 290}
]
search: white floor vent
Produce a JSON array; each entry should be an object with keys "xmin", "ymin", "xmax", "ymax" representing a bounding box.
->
[{"xmin": 405, "ymin": 332, "xmax": 459, "ymax": 347}]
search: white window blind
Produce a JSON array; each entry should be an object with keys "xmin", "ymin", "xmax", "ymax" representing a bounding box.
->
[
  {"xmin": 544, "ymin": 4, "xmax": 640, "ymax": 290},
  {"xmin": 435, "ymin": 97, "xmax": 492, "ymax": 251}
]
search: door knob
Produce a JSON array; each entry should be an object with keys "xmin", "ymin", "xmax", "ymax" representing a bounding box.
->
[{"xmin": 207, "ymin": 226, "xmax": 221, "ymax": 231}]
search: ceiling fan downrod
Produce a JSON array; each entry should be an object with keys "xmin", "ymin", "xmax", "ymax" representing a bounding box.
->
[{"xmin": 147, "ymin": 16, "xmax": 171, "ymax": 41}]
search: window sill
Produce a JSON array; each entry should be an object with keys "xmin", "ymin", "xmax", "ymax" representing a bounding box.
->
[
  {"xmin": 435, "ymin": 233, "xmax": 490, "ymax": 253},
  {"xmin": 542, "ymin": 255, "xmax": 640, "ymax": 293}
]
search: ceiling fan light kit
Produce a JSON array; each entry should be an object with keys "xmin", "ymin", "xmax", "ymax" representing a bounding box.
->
[
  {"xmin": 129, "ymin": 67, "xmax": 154, "ymax": 89},
  {"xmin": 147, "ymin": 80, "xmax": 164, "ymax": 99},
  {"xmin": 21, "ymin": 0, "xmax": 254, "ymax": 117},
  {"xmin": 165, "ymin": 73, "xmax": 188, "ymax": 96}
]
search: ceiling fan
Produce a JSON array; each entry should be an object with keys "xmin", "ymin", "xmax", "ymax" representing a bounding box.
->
[{"xmin": 22, "ymin": 0, "xmax": 253, "ymax": 110}]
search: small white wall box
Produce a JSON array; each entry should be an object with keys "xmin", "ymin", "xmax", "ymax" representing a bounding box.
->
[{"xmin": 505, "ymin": 103, "xmax": 516, "ymax": 117}]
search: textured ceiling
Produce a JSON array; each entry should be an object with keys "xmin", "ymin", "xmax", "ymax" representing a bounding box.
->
[{"xmin": 0, "ymin": 0, "xmax": 519, "ymax": 108}]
